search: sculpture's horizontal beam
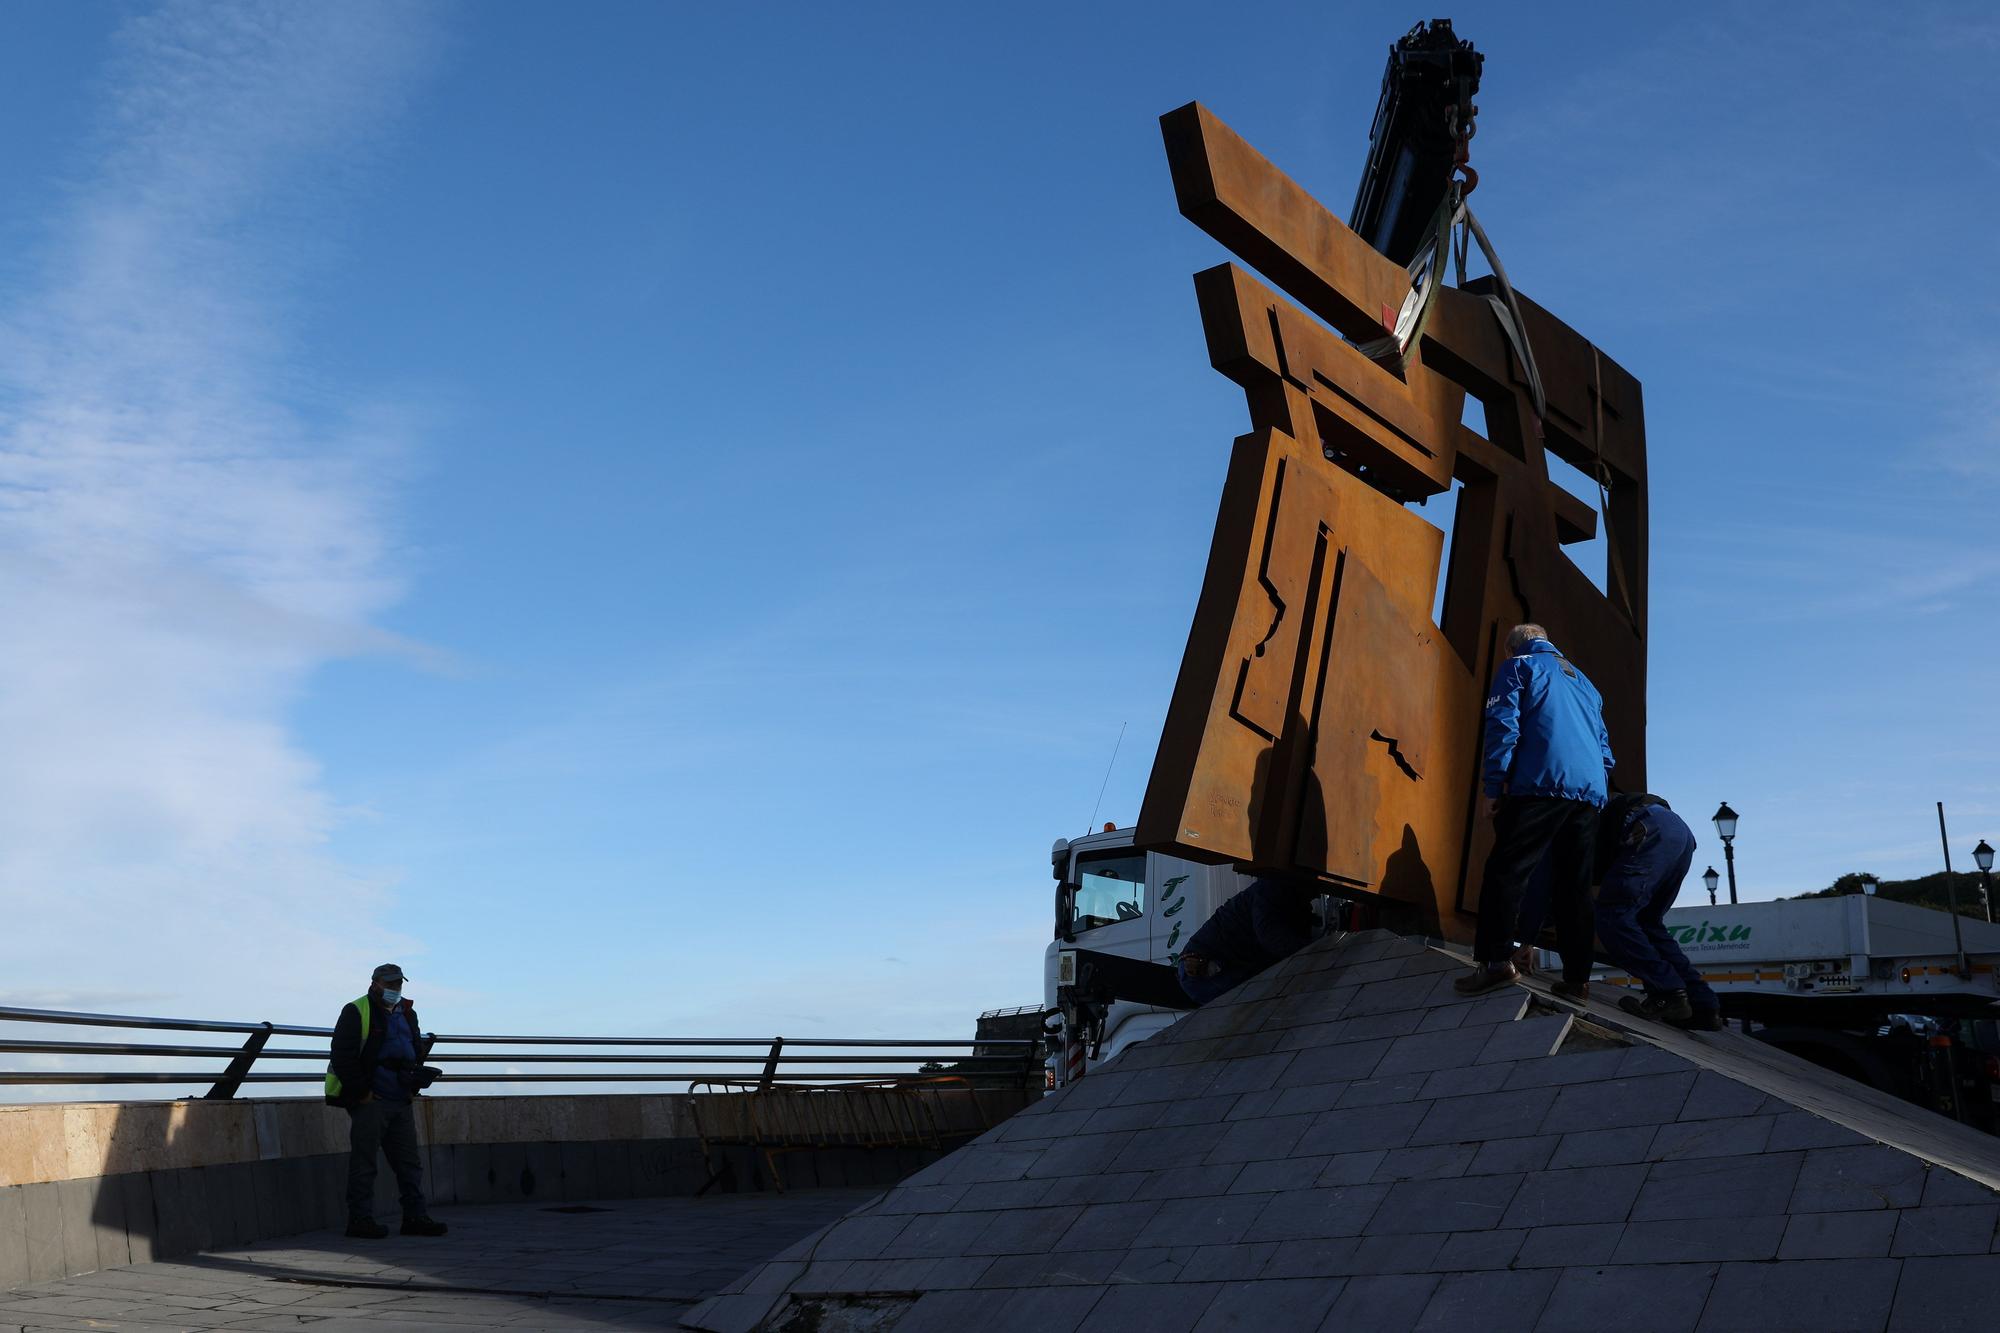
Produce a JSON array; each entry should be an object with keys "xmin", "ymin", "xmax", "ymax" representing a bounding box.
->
[
  {"xmin": 1194, "ymin": 263, "xmax": 1455, "ymax": 501},
  {"xmin": 1162, "ymin": 100, "xmax": 1646, "ymax": 495},
  {"xmin": 1196, "ymin": 263, "xmax": 1599, "ymax": 545},
  {"xmin": 1162, "ymin": 102, "xmax": 1410, "ymax": 347}
]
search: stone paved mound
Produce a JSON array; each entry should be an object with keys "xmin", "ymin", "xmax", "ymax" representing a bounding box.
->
[{"xmin": 685, "ymin": 929, "xmax": 2000, "ymax": 1332}]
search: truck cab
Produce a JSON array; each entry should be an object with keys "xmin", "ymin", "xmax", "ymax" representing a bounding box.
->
[{"xmin": 1042, "ymin": 826, "xmax": 1261, "ymax": 1082}]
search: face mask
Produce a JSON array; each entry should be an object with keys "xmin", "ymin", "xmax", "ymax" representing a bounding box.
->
[{"xmin": 379, "ymin": 988, "xmax": 402, "ymax": 1006}]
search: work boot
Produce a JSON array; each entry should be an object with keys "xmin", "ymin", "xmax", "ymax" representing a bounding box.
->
[
  {"xmin": 1550, "ymin": 979, "xmax": 1591, "ymax": 1002},
  {"xmin": 1677, "ymin": 1008, "xmax": 1725, "ymax": 1032},
  {"xmin": 1619, "ymin": 990, "xmax": 1693, "ymax": 1024},
  {"xmin": 344, "ymin": 1217, "xmax": 389, "ymax": 1239},
  {"xmin": 1453, "ymin": 962, "xmax": 1518, "ymax": 995},
  {"xmin": 400, "ymin": 1215, "xmax": 449, "ymax": 1237}
]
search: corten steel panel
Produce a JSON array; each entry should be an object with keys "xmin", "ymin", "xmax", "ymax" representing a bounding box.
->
[
  {"xmin": 1138, "ymin": 104, "xmax": 1648, "ymax": 941},
  {"xmin": 1160, "ymin": 102, "xmax": 1415, "ymax": 346}
]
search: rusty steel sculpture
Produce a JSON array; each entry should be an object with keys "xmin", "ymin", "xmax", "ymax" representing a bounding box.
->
[{"xmin": 1135, "ymin": 101, "xmax": 1648, "ymax": 942}]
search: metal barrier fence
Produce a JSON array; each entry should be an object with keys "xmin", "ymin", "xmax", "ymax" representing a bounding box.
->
[
  {"xmin": 0, "ymin": 1003, "xmax": 1045, "ymax": 1100},
  {"xmin": 687, "ymin": 1076, "xmax": 987, "ymax": 1194}
]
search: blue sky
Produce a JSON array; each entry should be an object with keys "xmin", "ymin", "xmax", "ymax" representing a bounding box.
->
[{"xmin": 0, "ymin": 1, "xmax": 1995, "ymax": 1063}]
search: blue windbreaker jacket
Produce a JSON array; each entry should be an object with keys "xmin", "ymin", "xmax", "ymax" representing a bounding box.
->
[{"xmin": 1482, "ymin": 640, "xmax": 1614, "ymax": 804}]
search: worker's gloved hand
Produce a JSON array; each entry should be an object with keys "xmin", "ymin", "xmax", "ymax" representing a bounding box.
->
[{"xmin": 1181, "ymin": 953, "xmax": 1216, "ymax": 979}]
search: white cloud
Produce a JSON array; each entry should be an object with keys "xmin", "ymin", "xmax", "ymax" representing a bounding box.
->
[{"xmin": 0, "ymin": 1, "xmax": 442, "ymax": 1068}]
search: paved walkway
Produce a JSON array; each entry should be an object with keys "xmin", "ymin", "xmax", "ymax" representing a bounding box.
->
[{"xmin": 0, "ymin": 1189, "xmax": 873, "ymax": 1331}]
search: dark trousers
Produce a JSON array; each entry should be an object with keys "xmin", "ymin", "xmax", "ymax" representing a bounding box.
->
[
  {"xmin": 1595, "ymin": 806, "xmax": 1719, "ymax": 1010},
  {"xmin": 347, "ymin": 1097, "xmax": 426, "ymax": 1221},
  {"xmin": 1475, "ymin": 795, "xmax": 1598, "ymax": 981}
]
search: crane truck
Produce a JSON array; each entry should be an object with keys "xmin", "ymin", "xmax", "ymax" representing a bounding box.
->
[
  {"xmin": 1045, "ymin": 826, "xmax": 1368, "ymax": 1086},
  {"xmin": 1044, "ymin": 826, "xmax": 1244, "ymax": 1084}
]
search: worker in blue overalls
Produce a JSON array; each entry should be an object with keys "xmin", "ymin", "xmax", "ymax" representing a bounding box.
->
[{"xmin": 1595, "ymin": 794, "xmax": 1723, "ymax": 1030}]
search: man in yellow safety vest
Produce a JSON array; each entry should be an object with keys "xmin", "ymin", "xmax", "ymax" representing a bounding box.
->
[{"xmin": 325, "ymin": 964, "xmax": 447, "ymax": 1239}]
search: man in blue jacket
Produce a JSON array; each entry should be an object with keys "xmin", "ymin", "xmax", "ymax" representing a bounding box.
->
[
  {"xmin": 1175, "ymin": 878, "xmax": 1318, "ymax": 1006},
  {"xmin": 1455, "ymin": 624, "xmax": 1614, "ymax": 997}
]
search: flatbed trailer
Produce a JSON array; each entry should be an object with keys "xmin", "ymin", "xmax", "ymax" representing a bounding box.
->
[{"xmin": 1592, "ymin": 896, "xmax": 2000, "ymax": 1129}]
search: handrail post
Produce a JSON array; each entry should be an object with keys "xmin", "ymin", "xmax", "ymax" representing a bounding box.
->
[
  {"xmin": 758, "ymin": 1037, "xmax": 784, "ymax": 1092},
  {"xmin": 204, "ymin": 1023, "xmax": 274, "ymax": 1100}
]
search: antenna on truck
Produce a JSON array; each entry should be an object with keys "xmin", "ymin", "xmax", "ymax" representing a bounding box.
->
[{"xmin": 1085, "ymin": 721, "xmax": 1128, "ymax": 835}]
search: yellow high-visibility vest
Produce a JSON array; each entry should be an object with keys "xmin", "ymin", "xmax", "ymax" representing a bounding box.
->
[{"xmin": 323, "ymin": 996, "xmax": 372, "ymax": 1099}]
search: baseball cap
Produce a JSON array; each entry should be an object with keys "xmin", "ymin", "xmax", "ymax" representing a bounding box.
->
[{"xmin": 371, "ymin": 963, "xmax": 408, "ymax": 984}]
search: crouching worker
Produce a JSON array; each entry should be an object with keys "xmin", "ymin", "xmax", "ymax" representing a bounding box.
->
[
  {"xmin": 1176, "ymin": 878, "xmax": 1317, "ymax": 1006},
  {"xmin": 1596, "ymin": 796, "xmax": 1723, "ymax": 1030},
  {"xmin": 326, "ymin": 964, "xmax": 448, "ymax": 1239}
]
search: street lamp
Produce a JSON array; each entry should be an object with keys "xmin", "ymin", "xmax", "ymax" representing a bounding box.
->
[
  {"xmin": 1975, "ymin": 840, "xmax": 1995, "ymax": 924},
  {"xmin": 1702, "ymin": 867, "xmax": 1719, "ymax": 906},
  {"xmin": 1860, "ymin": 875, "xmax": 1878, "ymax": 897},
  {"xmin": 1712, "ymin": 802, "xmax": 1740, "ymax": 905}
]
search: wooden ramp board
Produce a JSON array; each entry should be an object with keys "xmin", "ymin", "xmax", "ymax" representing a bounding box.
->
[{"xmin": 1441, "ymin": 941, "xmax": 2000, "ymax": 1194}]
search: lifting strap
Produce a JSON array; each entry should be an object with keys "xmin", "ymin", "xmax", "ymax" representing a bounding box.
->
[{"xmin": 1356, "ymin": 146, "xmax": 1638, "ymax": 639}]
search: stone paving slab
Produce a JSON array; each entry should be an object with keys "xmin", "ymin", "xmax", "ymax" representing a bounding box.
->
[{"xmin": 0, "ymin": 1189, "xmax": 873, "ymax": 1330}]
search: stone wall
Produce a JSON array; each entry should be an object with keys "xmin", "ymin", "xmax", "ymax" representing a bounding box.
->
[{"xmin": 0, "ymin": 1086, "xmax": 1029, "ymax": 1289}]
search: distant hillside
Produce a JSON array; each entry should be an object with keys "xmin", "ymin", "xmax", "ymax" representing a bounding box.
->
[{"xmin": 1792, "ymin": 870, "xmax": 1994, "ymax": 920}]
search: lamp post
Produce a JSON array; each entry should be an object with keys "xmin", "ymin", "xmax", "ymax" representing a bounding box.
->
[
  {"xmin": 1702, "ymin": 866, "xmax": 1719, "ymax": 906},
  {"xmin": 1976, "ymin": 840, "xmax": 1995, "ymax": 924},
  {"xmin": 1860, "ymin": 875, "xmax": 1878, "ymax": 897},
  {"xmin": 1712, "ymin": 802, "xmax": 1740, "ymax": 905}
]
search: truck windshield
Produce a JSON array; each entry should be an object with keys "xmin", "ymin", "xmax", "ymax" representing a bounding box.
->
[{"xmin": 1073, "ymin": 853, "xmax": 1146, "ymax": 932}]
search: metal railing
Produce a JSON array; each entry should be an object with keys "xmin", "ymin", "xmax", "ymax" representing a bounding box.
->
[{"xmin": 0, "ymin": 1004, "xmax": 1045, "ymax": 1100}]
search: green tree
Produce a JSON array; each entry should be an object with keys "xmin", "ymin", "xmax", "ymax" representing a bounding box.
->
[{"xmin": 1793, "ymin": 870, "xmax": 1992, "ymax": 918}]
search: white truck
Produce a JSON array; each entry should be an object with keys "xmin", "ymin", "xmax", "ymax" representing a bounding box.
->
[
  {"xmin": 1591, "ymin": 895, "xmax": 2000, "ymax": 1129},
  {"xmin": 1042, "ymin": 826, "xmax": 1259, "ymax": 1085},
  {"xmin": 1041, "ymin": 826, "xmax": 1372, "ymax": 1086}
]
